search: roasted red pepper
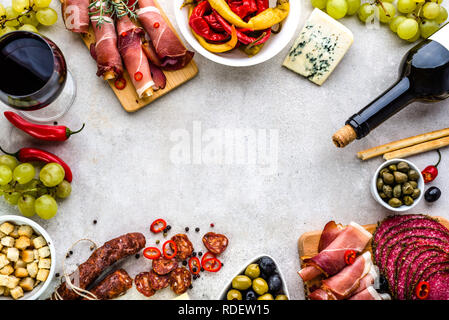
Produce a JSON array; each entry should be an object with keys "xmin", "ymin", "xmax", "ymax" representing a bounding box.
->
[
  {"xmin": 189, "ymin": 1, "xmax": 229, "ymax": 42},
  {"xmin": 0, "ymin": 146, "xmax": 73, "ymax": 182},
  {"xmin": 150, "ymin": 219, "xmax": 167, "ymax": 233},
  {"xmin": 202, "ymin": 257, "xmax": 222, "ymax": 272},
  {"xmin": 162, "ymin": 240, "xmax": 177, "ymax": 259},
  {"xmin": 188, "ymin": 256, "xmax": 201, "ymax": 275},
  {"xmin": 256, "ymin": 0, "xmax": 269, "ymax": 13},
  {"xmin": 415, "ymin": 281, "xmax": 430, "ymax": 300},
  {"xmin": 143, "ymin": 247, "xmax": 161, "ymax": 260},
  {"xmin": 344, "ymin": 250, "xmax": 356, "ymax": 265},
  {"xmin": 203, "ymin": 14, "xmax": 226, "ymax": 32},
  {"xmin": 422, "ymin": 150, "xmax": 441, "ymax": 184},
  {"xmin": 4, "ymin": 112, "xmax": 85, "ymax": 142}
]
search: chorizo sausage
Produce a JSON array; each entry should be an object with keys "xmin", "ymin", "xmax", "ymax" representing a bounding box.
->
[
  {"xmin": 152, "ymin": 257, "xmax": 178, "ymax": 275},
  {"xmin": 202, "ymin": 232, "xmax": 229, "ymax": 255},
  {"xmin": 54, "ymin": 233, "xmax": 146, "ymax": 300},
  {"xmin": 148, "ymin": 270, "xmax": 170, "ymax": 290},
  {"xmin": 169, "ymin": 267, "xmax": 191, "ymax": 295},
  {"xmin": 86, "ymin": 269, "xmax": 132, "ymax": 300},
  {"xmin": 171, "ymin": 234, "xmax": 194, "ymax": 260},
  {"xmin": 134, "ymin": 272, "xmax": 156, "ymax": 297}
]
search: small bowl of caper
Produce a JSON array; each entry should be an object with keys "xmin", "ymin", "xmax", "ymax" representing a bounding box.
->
[{"xmin": 371, "ymin": 159, "xmax": 424, "ymax": 212}]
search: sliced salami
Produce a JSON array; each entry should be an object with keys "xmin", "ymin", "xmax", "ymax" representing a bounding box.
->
[
  {"xmin": 152, "ymin": 257, "xmax": 178, "ymax": 275},
  {"xmin": 202, "ymin": 232, "xmax": 229, "ymax": 255},
  {"xmin": 148, "ymin": 270, "xmax": 170, "ymax": 290},
  {"xmin": 419, "ymin": 268, "xmax": 449, "ymax": 300},
  {"xmin": 409, "ymin": 259, "xmax": 449, "ymax": 299},
  {"xmin": 169, "ymin": 267, "xmax": 192, "ymax": 295},
  {"xmin": 373, "ymin": 215, "xmax": 426, "ymax": 248},
  {"xmin": 134, "ymin": 272, "xmax": 156, "ymax": 297},
  {"xmin": 171, "ymin": 234, "xmax": 194, "ymax": 260}
]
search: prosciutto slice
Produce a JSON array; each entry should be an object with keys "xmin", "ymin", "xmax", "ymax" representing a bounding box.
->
[
  {"xmin": 299, "ymin": 222, "xmax": 372, "ymax": 281},
  {"xmin": 89, "ymin": 1, "xmax": 123, "ymax": 80},
  {"xmin": 117, "ymin": 15, "xmax": 154, "ymax": 98},
  {"xmin": 137, "ymin": 0, "xmax": 194, "ymax": 70},
  {"xmin": 349, "ymin": 286, "xmax": 391, "ymax": 300},
  {"xmin": 352, "ymin": 266, "xmax": 379, "ymax": 295},
  {"xmin": 321, "ymin": 252, "xmax": 373, "ymax": 299},
  {"xmin": 318, "ymin": 221, "xmax": 345, "ymax": 253},
  {"xmin": 62, "ymin": 0, "xmax": 90, "ymax": 33},
  {"xmin": 308, "ymin": 288, "xmax": 336, "ymax": 300}
]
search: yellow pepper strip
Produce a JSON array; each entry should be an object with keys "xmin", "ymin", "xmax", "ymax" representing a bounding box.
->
[
  {"xmin": 207, "ymin": 0, "xmax": 290, "ymax": 31},
  {"xmin": 189, "ymin": 6, "xmax": 238, "ymax": 53}
]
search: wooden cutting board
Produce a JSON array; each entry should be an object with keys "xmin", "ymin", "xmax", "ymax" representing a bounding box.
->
[
  {"xmin": 297, "ymin": 216, "xmax": 449, "ymax": 298},
  {"xmin": 80, "ymin": 0, "xmax": 198, "ymax": 112}
]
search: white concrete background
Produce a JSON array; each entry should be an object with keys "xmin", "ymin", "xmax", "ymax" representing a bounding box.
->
[{"xmin": 0, "ymin": 0, "xmax": 448, "ymax": 300}]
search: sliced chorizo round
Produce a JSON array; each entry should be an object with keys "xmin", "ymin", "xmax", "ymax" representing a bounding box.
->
[
  {"xmin": 148, "ymin": 270, "xmax": 170, "ymax": 290},
  {"xmin": 169, "ymin": 267, "xmax": 192, "ymax": 295},
  {"xmin": 171, "ymin": 234, "xmax": 194, "ymax": 260},
  {"xmin": 134, "ymin": 272, "xmax": 156, "ymax": 297},
  {"xmin": 152, "ymin": 257, "xmax": 178, "ymax": 275},
  {"xmin": 202, "ymin": 232, "xmax": 229, "ymax": 255}
]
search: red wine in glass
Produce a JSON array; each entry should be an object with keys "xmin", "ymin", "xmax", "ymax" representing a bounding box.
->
[{"xmin": 0, "ymin": 31, "xmax": 76, "ymax": 122}]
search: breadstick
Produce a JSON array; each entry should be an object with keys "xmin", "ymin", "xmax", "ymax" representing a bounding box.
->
[
  {"xmin": 383, "ymin": 136, "xmax": 449, "ymax": 160},
  {"xmin": 357, "ymin": 127, "xmax": 449, "ymax": 160}
]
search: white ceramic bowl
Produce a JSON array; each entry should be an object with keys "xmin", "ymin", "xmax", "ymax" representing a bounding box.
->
[
  {"xmin": 174, "ymin": 0, "xmax": 302, "ymax": 67},
  {"xmin": 0, "ymin": 215, "xmax": 56, "ymax": 300},
  {"xmin": 371, "ymin": 159, "xmax": 424, "ymax": 212},
  {"xmin": 218, "ymin": 254, "xmax": 290, "ymax": 300}
]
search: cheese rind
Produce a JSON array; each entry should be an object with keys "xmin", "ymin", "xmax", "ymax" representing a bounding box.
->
[{"xmin": 283, "ymin": 8, "xmax": 354, "ymax": 85}]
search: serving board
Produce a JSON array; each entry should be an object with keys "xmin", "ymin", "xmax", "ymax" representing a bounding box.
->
[
  {"xmin": 297, "ymin": 216, "xmax": 449, "ymax": 298},
  {"xmin": 80, "ymin": 0, "xmax": 198, "ymax": 112}
]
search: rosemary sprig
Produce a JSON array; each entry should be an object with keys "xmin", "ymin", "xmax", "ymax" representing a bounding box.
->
[
  {"xmin": 110, "ymin": 0, "xmax": 138, "ymax": 20},
  {"xmin": 88, "ymin": 0, "xmax": 113, "ymax": 29}
]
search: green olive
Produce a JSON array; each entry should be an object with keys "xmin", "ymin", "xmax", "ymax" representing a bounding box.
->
[
  {"xmin": 379, "ymin": 192, "xmax": 387, "ymax": 199},
  {"xmin": 232, "ymin": 275, "xmax": 252, "ymax": 291},
  {"xmin": 411, "ymin": 188, "xmax": 421, "ymax": 199},
  {"xmin": 393, "ymin": 184, "xmax": 402, "ymax": 198},
  {"xmin": 275, "ymin": 294, "xmax": 289, "ymax": 300},
  {"xmin": 376, "ymin": 178, "xmax": 384, "ymax": 191},
  {"xmin": 388, "ymin": 164, "xmax": 397, "ymax": 171},
  {"xmin": 389, "ymin": 198, "xmax": 403, "ymax": 208},
  {"xmin": 257, "ymin": 293, "xmax": 274, "ymax": 300},
  {"xmin": 382, "ymin": 172, "xmax": 394, "ymax": 185},
  {"xmin": 394, "ymin": 171, "xmax": 408, "ymax": 184},
  {"xmin": 244, "ymin": 264, "xmax": 260, "ymax": 279},
  {"xmin": 397, "ymin": 161, "xmax": 410, "ymax": 172},
  {"xmin": 403, "ymin": 196, "xmax": 414, "ymax": 206},
  {"xmin": 408, "ymin": 170, "xmax": 419, "ymax": 181},
  {"xmin": 409, "ymin": 181, "xmax": 418, "ymax": 189},
  {"xmin": 227, "ymin": 289, "xmax": 242, "ymax": 300},
  {"xmin": 252, "ymin": 277, "xmax": 269, "ymax": 295},
  {"xmin": 382, "ymin": 185, "xmax": 393, "ymax": 198},
  {"xmin": 379, "ymin": 168, "xmax": 390, "ymax": 176},
  {"xmin": 402, "ymin": 182, "xmax": 414, "ymax": 195}
]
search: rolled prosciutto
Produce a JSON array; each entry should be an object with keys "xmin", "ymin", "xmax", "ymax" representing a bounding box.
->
[
  {"xmin": 137, "ymin": 0, "xmax": 194, "ymax": 70},
  {"xmin": 321, "ymin": 252, "xmax": 373, "ymax": 299},
  {"xmin": 299, "ymin": 222, "xmax": 372, "ymax": 282},
  {"xmin": 349, "ymin": 286, "xmax": 391, "ymax": 300},
  {"xmin": 352, "ymin": 266, "xmax": 379, "ymax": 295},
  {"xmin": 62, "ymin": 0, "xmax": 90, "ymax": 33},
  {"xmin": 117, "ymin": 15, "xmax": 154, "ymax": 98},
  {"xmin": 89, "ymin": 1, "xmax": 123, "ymax": 80}
]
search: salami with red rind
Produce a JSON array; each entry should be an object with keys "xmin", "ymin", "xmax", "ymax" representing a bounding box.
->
[
  {"xmin": 373, "ymin": 215, "xmax": 426, "ymax": 247},
  {"xmin": 134, "ymin": 272, "xmax": 156, "ymax": 297},
  {"xmin": 419, "ymin": 269, "xmax": 449, "ymax": 300},
  {"xmin": 202, "ymin": 232, "xmax": 229, "ymax": 255},
  {"xmin": 169, "ymin": 267, "xmax": 191, "ymax": 295},
  {"xmin": 409, "ymin": 260, "xmax": 449, "ymax": 299},
  {"xmin": 148, "ymin": 270, "xmax": 170, "ymax": 290},
  {"xmin": 87, "ymin": 269, "xmax": 132, "ymax": 300},
  {"xmin": 152, "ymin": 257, "xmax": 178, "ymax": 275},
  {"xmin": 171, "ymin": 234, "xmax": 194, "ymax": 260}
]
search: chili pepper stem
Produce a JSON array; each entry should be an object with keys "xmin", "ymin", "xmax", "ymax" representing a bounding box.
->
[
  {"xmin": 68, "ymin": 123, "xmax": 86, "ymax": 136},
  {"xmin": 434, "ymin": 149, "xmax": 442, "ymax": 168},
  {"xmin": 0, "ymin": 146, "xmax": 18, "ymax": 158}
]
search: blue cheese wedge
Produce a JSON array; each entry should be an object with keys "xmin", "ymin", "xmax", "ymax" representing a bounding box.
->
[{"xmin": 283, "ymin": 8, "xmax": 354, "ymax": 85}]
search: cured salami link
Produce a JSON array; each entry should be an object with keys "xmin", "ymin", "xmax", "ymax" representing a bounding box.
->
[
  {"xmin": 148, "ymin": 270, "xmax": 170, "ymax": 290},
  {"xmin": 171, "ymin": 234, "xmax": 194, "ymax": 260},
  {"xmin": 87, "ymin": 269, "xmax": 132, "ymax": 300},
  {"xmin": 152, "ymin": 257, "xmax": 178, "ymax": 275},
  {"xmin": 169, "ymin": 267, "xmax": 191, "ymax": 295},
  {"xmin": 54, "ymin": 233, "xmax": 146, "ymax": 300},
  {"xmin": 135, "ymin": 272, "xmax": 156, "ymax": 297},
  {"xmin": 202, "ymin": 232, "xmax": 229, "ymax": 255}
]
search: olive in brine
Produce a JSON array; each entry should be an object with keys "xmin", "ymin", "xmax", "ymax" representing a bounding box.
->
[
  {"xmin": 376, "ymin": 178, "xmax": 384, "ymax": 191},
  {"xmin": 379, "ymin": 192, "xmax": 387, "ymax": 199},
  {"xmin": 232, "ymin": 275, "xmax": 252, "ymax": 291},
  {"xmin": 402, "ymin": 182, "xmax": 414, "ymax": 195},
  {"xmin": 379, "ymin": 168, "xmax": 390, "ymax": 176},
  {"xmin": 389, "ymin": 198, "xmax": 403, "ymax": 208},
  {"xmin": 408, "ymin": 170, "xmax": 419, "ymax": 181},
  {"xmin": 397, "ymin": 162, "xmax": 410, "ymax": 172},
  {"xmin": 409, "ymin": 181, "xmax": 418, "ymax": 189},
  {"xmin": 227, "ymin": 289, "xmax": 242, "ymax": 300},
  {"xmin": 268, "ymin": 274, "xmax": 282, "ymax": 293},
  {"xmin": 424, "ymin": 187, "xmax": 441, "ymax": 202},
  {"xmin": 394, "ymin": 171, "xmax": 408, "ymax": 184},
  {"xmin": 257, "ymin": 293, "xmax": 274, "ymax": 300},
  {"xmin": 411, "ymin": 188, "xmax": 421, "ymax": 199},
  {"xmin": 245, "ymin": 264, "xmax": 260, "ymax": 279},
  {"xmin": 245, "ymin": 290, "xmax": 257, "ymax": 300},
  {"xmin": 388, "ymin": 164, "xmax": 397, "ymax": 171},
  {"xmin": 252, "ymin": 277, "xmax": 269, "ymax": 295},
  {"xmin": 403, "ymin": 196, "xmax": 414, "ymax": 206},
  {"xmin": 393, "ymin": 185, "xmax": 402, "ymax": 198},
  {"xmin": 275, "ymin": 294, "xmax": 289, "ymax": 300},
  {"xmin": 259, "ymin": 257, "xmax": 276, "ymax": 276},
  {"xmin": 383, "ymin": 185, "xmax": 393, "ymax": 198},
  {"xmin": 382, "ymin": 172, "xmax": 394, "ymax": 185}
]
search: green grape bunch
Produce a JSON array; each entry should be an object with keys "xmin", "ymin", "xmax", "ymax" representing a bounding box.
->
[
  {"xmin": 310, "ymin": 0, "xmax": 448, "ymax": 42},
  {"xmin": 0, "ymin": 0, "xmax": 58, "ymax": 36},
  {"xmin": 0, "ymin": 155, "xmax": 72, "ymax": 220}
]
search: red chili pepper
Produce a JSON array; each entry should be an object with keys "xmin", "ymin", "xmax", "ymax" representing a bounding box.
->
[
  {"xmin": 415, "ymin": 281, "xmax": 430, "ymax": 300},
  {"xmin": 134, "ymin": 71, "xmax": 143, "ymax": 81},
  {"xmin": 202, "ymin": 257, "xmax": 222, "ymax": 272},
  {"xmin": 153, "ymin": 22, "xmax": 160, "ymax": 28},
  {"xmin": 201, "ymin": 251, "xmax": 216, "ymax": 265},
  {"xmin": 150, "ymin": 219, "xmax": 167, "ymax": 233},
  {"xmin": 189, "ymin": 1, "xmax": 230, "ymax": 42},
  {"xmin": 162, "ymin": 240, "xmax": 177, "ymax": 259},
  {"xmin": 256, "ymin": 0, "xmax": 269, "ymax": 13},
  {"xmin": 114, "ymin": 78, "xmax": 126, "ymax": 90},
  {"xmin": 188, "ymin": 256, "xmax": 201, "ymax": 275},
  {"xmin": 203, "ymin": 14, "xmax": 226, "ymax": 32},
  {"xmin": 121, "ymin": 32, "xmax": 127, "ymax": 37},
  {"xmin": 4, "ymin": 112, "xmax": 85, "ymax": 142},
  {"xmin": 344, "ymin": 250, "xmax": 357, "ymax": 265},
  {"xmin": 143, "ymin": 247, "xmax": 161, "ymax": 260},
  {"xmin": 0, "ymin": 146, "xmax": 73, "ymax": 182},
  {"xmin": 422, "ymin": 150, "xmax": 441, "ymax": 183}
]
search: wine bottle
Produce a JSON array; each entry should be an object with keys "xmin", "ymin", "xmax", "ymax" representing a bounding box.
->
[{"xmin": 333, "ymin": 23, "xmax": 449, "ymax": 148}]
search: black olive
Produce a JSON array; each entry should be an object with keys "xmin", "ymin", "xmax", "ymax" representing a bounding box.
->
[
  {"xmin": 268, "ymin": 274, "xmax": 282, "ymax": 293},
  {"xmin": 424, "ymin": 186, "xmax": 441, "ymax": 203},
  {"xmin": 259, "ymin": 257, "xmax": 276, "ymax": 276},
  {"xmin": 245, "ymin": 290, "xmax": 257, "ymax": 300},
  {"xmin": 378, "ymin": 275, "xmax": 389, "ymax": 293}
]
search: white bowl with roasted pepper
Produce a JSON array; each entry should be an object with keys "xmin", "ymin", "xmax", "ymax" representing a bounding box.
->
[
  {"xmin": 0, "ymin": 215, "xmax": 55, "ymax": 300},
  {"xmin": 371, "ymin": 159, "xmax": 424, "ymax": 212}
]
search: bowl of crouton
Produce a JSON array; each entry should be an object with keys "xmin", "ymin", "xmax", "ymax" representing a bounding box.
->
[{"xmin": 0, "ymin": 215, "xmax": 55, "ymax": 300}]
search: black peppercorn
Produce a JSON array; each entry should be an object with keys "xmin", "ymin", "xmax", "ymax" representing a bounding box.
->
[
  {"xmin": 135, "ymin": 254, "xmax": 140, "ymax": 259},
  {"xmin": 185, "ymin": 227, "xmax": 189, "ymax": 232},
  {"xmin": 198, "ymin": 252, "xmax": 202, "ymax": 257},
  {"xmin": 195, "ymin": 227, "xmax": 200, "ymax": 232},
  {"xmin": 182, "ymin": 260, "xmax": 187, "ymax": 266}
]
